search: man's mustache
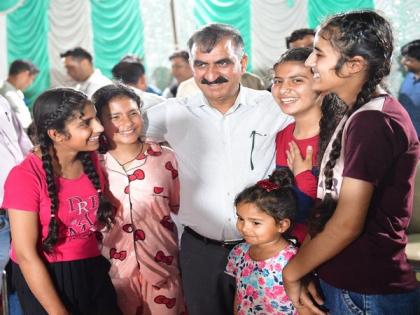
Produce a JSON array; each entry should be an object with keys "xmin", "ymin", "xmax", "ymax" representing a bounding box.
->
[{"xmin": 201, "ymin": 76, "xmax": 228, "ymax": 85}]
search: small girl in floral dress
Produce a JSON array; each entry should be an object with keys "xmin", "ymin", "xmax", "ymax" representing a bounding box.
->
[{"xmin": 226, "ymin": 168, "xmax": 308, "ymax": 315}]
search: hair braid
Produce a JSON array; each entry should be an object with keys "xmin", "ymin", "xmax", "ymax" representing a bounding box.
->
[
  {"xmin": 39, "ymin": 132, "xmax": 60, "ymax": 252},
  {"xmin": 78, "ymin": 152, "xmax": 114, "ymax": 229}
]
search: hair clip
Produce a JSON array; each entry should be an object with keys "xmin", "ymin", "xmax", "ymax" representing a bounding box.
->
[
  {"xmin": 256, "ymin": 179, "xmax": 279, "ymax": 192},
  {"xmin": 50, "ymin": 213, "xmax": 56, "ymax": 218},
  {"xmin": 97, "ymin": 189, "xmax": 102, "ymax": 194},
  {"xmin": 325, "ymin": 189, "xmax": 332, "ymax": 194}
]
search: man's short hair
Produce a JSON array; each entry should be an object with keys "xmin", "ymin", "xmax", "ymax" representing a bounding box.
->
[
  {"xmin": 401, "ymin": 39, "xmax": 420, "ymax": 61},
  {"xmin": 112, "ymin": 61, "xmax": 145, "ymax": 85},
  {"xmin": 119, "ymin": 54, "xmax": 143, "ymax": 64},
  {"xmin": 286, "ymin": 28, "xmax": 315, "ymax": 49},
  {"xmin": 187, "ymin": 23, "xmax": 244, "ymax": 58},
  {"xmin": 169, "ymin": 50, "xmax": 189, "ymax": 63},
  {"xmin": 9, "ymin": 59, "xmax": 39, "ymax": 76},
  {"xmin": 60, "ymin": 47, "xmax": 93, "ymax": 63}
]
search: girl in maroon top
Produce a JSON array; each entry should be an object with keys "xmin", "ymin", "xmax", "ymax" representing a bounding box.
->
[{"xmin": 283, "ymin": 11, "xmax": 420, "ymax": 315}]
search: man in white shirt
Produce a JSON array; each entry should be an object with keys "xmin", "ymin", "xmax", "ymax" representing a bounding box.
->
[
  {"xmin": 111, "ymin": 60, "xmax": 165, "ymax": 111},
  {"xmin": 0, "ymin": 60, "xmax": 39, "ymax": 129},
  {"xmin": 60, "ymin": 47, "xmax": 112, "ymax": 98},
  {"xmin": 145, "ymin": 23, "xmax": 292, "ymax": 314},
  {"xmin": 0, "ymin": 95, "xmax": 32, "ymax": 312}
]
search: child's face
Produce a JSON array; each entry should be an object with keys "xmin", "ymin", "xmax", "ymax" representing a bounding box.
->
[
  {"xmin": 100, "ymin": 96, "xmax": 143, "ymax": 149},
  {"xmin": 271, "ymin": 61, "xmax": 320, "ymax": 118},
  {"xmin": 305, "ymin": 33, "xmax": 345, "ymax": 95},
  {"xmin": 236, "ymin": 202, "xmax": 287, "ymax": 246}
]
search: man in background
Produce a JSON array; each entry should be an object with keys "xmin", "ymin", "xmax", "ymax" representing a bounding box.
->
[
  {"xmin": 0, "ymin": 95, "xmax": 32, "ymax": 315},
  {"xmin": 60, "ymin": 47, "xmax": 112, "ymax": 98},
  {"xmin": 399, "ymin": 39, "xmax": 420, "ymax": 138},
  {"xmin": 112, "ymin": 59, "xmax": 165, "ymax": 111},
  {"xmin": 286, "ymin": 28, "xmax": 315, "ymax": 49},
  {"xmin": 163, "ymin": 50, "xmax": 193, "ymax": 98},
  {"xmin": 0, "ymin": 60, "xmax": 39, "ymax": 129}
]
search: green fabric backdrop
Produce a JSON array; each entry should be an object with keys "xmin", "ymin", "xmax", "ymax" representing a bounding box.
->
[
  {"xmin": 7, "ymin": 0, "xmax": 50, "ymax": 105},
  {"xmin": 0, "ymin": 0, "xmax": 20, "ymax": 12},
  {"xmin": 91, "ymin": 0, "xmax": 144, "ymax": 78},
  {"xmin": 194, "ymin": 0, "xmax": 252, "ymax": 70},
  {"xmin": 307, "ymin": 0, "xmax": 374, "ymax": 28}
]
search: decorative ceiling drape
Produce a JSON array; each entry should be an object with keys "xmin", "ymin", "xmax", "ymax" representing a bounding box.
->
[
  {"xmin": 0, "ymin": 0, "xmax": 419, "ymax": 105},
  {"xmin": 7, "ymin": 0, "xmax": 50, "ymax": 104}
]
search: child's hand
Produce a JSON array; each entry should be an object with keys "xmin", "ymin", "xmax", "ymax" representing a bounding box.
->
[{"xmin": 286, "ymin": 141, "xmax": 313, "ymax": 176}]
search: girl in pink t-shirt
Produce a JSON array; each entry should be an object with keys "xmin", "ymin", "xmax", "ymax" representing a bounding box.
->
[
  {"xmin": 92, "ymin": 84, "xmax": 186, "ymax": 315},
  {"xmin": 2, "ymin": 88, "xmax": 121, "ymax": 315}
]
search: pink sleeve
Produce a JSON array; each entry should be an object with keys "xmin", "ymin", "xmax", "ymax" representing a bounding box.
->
[
  {"xmin": 2, "ymin": 165, "xmax": 40, "ymax": 211},
  {"xmin": 225, "ymin": 244, "xmax": 242, "ymax": 277}
]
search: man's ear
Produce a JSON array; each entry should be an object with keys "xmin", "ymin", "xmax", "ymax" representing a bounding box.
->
[
  {"xmin": 47, "ymin": 129, "xmax": 66, "ymax": 143},
  {"xmin": 240, "ymin": 54, "xmax": 248, "ymax": 73}
]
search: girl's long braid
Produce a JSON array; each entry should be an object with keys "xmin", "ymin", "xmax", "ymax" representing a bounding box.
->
[
  {"xmin": 317, "ymin": 94, "xmax": 347, "ymax": 165},
  {"xmin": 39, "ymin": 130, "xmax": 61, "ymax": 252},
  {"xmin": 78, "ymin": 152, "xmax": 114, "ymax": 229}
]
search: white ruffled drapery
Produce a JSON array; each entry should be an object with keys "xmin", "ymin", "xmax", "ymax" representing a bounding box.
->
[
  {"xmin": 252, "ymin": 0, "xmax": 308, "ymax": 82},
  {"xmin": 48, "ymin": 0, "xmax": 93, "ymax": 88}
]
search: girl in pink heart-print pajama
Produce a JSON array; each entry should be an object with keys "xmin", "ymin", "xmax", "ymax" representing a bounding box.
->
[{"xmin": 93, "ymin": 84, "xmax": 186, "ymax": 315}]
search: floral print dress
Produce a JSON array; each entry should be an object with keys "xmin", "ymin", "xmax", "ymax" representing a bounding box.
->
[{"xmin": 226, "ymin": 242, "xmax": 297, "ymax": 315}]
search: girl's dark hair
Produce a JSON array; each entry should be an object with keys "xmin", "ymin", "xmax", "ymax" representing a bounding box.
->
[
  {"xmin": 32, "ymin": 88, "xmax": 114, "ymax": 252},
  {"xmin": 273, "ymin": 47, "xmax": 313, "ymax": 69},
  {"xmin": 92, "ymin": 84, "xmax": 142, "ymax": 153},
  {"xmin": 235, "ymin": 168, "xmax": 297, "ymax": 235},
  {"xmin": 308, "ymin": 10, "xmax": 393, "ymax": 236}
]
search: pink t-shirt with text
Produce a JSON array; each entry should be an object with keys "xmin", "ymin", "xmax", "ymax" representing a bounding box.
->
[{"xmin": 2, "ymin": 152, "xmax": 104, "ymax": 263}]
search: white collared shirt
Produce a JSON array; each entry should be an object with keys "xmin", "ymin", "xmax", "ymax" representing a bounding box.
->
[
  {"xmin": 145, "ymin": 86, "xmax": 293, "ymax": 241},
  {"xmin": 76, "ymin": 69, "xmax": 112, "ymax": 98},
  {"xmin": 0, "ymin": 80, "xmax": 32, "ymax": 129},
  {"xmin": 131, "ymin": 86, "xmax": 165, "ymax": 112},
  {"xmin": 0, "ymin": 96, "xmax": 32, "ymax": 203}
]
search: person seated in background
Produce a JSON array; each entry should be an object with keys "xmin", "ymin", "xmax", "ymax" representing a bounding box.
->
[
  {"xmin": 163, "ymin": 50, "xmax": 193, "ymax": 98},
  {"xmin": 0, "ymin": 59, "xmax": 39, "ymax": 129},
  {"xmin": 112, "ymin": 59, "xmax": 165, "ymax": 111},
  {"xmin": 286, "ymin": 28, "xmax": 315, "ymax": 49},
  {"xmin": 60, "ymin": 47, "xmax": 112, "ymax": 98},
  {"xmin": 399, "ymin": 39, "xmax": 420, "ymax": 138}
]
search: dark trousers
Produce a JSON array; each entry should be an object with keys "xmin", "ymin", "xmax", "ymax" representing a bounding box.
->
[{"xmin": 179, "ymin": 230, "xmax": 235, "ymax": 315}]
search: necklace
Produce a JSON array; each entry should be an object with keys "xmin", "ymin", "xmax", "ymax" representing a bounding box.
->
[{"xmin": 113, "ymin": 142, "xmax": 144, "ymax": 167}]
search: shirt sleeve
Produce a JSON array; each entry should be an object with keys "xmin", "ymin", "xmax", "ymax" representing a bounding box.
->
[
  {"xmin": 295, "ymin": 170, "xmax": 317, "ymax": 199},
  {"xmin": 342, "ymin": 110, "xmax": 404, "ymax": 184},
  {"xmin": 2, "ymin": 164, "xmax": 40, "ymax": 212},
  {"xmin": 143, "ymin": 101, "xmax": 169, "ymax": 142}
]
